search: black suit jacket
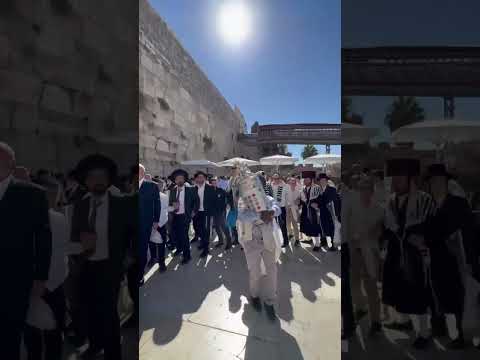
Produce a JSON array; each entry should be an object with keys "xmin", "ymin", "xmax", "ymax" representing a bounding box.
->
[
  {"xmin": 211, "ymin": 187, "xmax": 228, "ymax": 215},
  {"xmin": 0, "ymin": 178, "xmax": 52, "ymax": 316},
  {"xmin": 70, "ymin": 192, "xmax": 135, "ymax": 277},
  {"xmin": 139, "ymin": 180, "xmax": 160, "ymax": 234},
  {"xmin": 195, "ymin": 183, "xmax": 216, "ymax": 216},
  {"xmin": 168, "ymin": 186, "xmax": 199, "ymax": 220}
]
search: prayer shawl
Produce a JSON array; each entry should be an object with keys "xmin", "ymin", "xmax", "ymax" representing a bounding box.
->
[{"xmin": 383, "ymin": 190, "xmax": 437, "ymax": 314}]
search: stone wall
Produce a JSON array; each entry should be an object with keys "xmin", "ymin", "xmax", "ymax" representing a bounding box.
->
[
  {"xmin": 0, "ymin": 0, "xmax": 138, "ymax": 174},
  {"xmin": 139, "ymin": 0, "xmax": 258, "ymax": 177}
]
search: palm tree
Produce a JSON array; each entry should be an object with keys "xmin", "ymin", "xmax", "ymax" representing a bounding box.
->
[
  {"xmin": 301, "ymin": 144, "xmax": 318, "ymax": 159},
  {"xmin": 385, "ymin": 96, "xmax": 425, "ymax": 133}
]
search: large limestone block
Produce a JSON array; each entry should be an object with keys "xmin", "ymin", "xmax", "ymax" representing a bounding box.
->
[
  {"xmin": 88, "ymin": 97, "xmax": 111, "ymax": 127},
  {"xmin": 0, "ymin": 101, "xmax": 12, "ymax": 129},
  {"xmin": 33, "ymin": 50, "xmax": 98, "ymax": 95},
  {"xmin": 0, "ymin": 70, "xmax": 42, "ymax": 105},
  {"xmin": 141, "ymin": 134, "xmax": 157, "ymax": 150},
  {"xmin": 0, "ymin": 35, "xmax": 9, "ymax": 68},
  {"xmin": 12, "ymin": 104, "xmax": 38, "ymax": 131},
  {"xmin": 36, "ymin": 15, "xmax": 79, "ymax": 58},
  {"xmin": 155, "ymin": 139, "xmax": 169, "ymax": 153},
  {"xmin": 41, "ymin": 84, "xmax": 72, "ymax": 114}
]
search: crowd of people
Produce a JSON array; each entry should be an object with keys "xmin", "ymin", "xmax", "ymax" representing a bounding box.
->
[
  {"xmin": 1, "ymin": 141, "xmax": 138, "ymax": 360},
  {"xmin": 138, "ymin": 164, "xmax": 342, "ymax": 320},
  {"xmin": 341, "ymin": 158, "xmax": 480, "ymax": 351}
]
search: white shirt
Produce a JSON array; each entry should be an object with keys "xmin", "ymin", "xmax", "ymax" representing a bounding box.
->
[
  {"xmin": 285, "ymin": 186, "xmax": 301, "ymax": 208},
  {"xmin": 196, "ymin": 183, "xmax": 205, "ymax": 211},
  {"xmin": 150, "ymin": 192, "xmax": 169, "ymax": 244},
  {"xmin": 169, "ymin": 186, "xmax": 186, "ymax": 214},
  {"xmin": 0, "ymin": 175, "xmax": 12, "ymax": 201},
  {"xmin": 139, "ymin": 178, "xmax": 144, "ymax": 189},
  {"xmin": 109, "ymin": 185, "xmax": 122, "ymax": 196},
  {"xmin": 159, "ymin": 192, "xmax": 169, "ymax": 227},
  {"xmin": 47, "ymin": 210, "xmax": 69, "ymax": 291},
  {"xmin": 85, "ymin": 193, "xmax": 110, "ymax": 261}
]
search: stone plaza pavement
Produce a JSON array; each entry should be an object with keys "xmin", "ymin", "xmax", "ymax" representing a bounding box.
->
[
  {"xmin": 342, "ymin": 276, "xmax": 480, "ymax": 360},
  {"xmin": 139, "ymin": 242, "xmax": 341, "ymax": 360}
]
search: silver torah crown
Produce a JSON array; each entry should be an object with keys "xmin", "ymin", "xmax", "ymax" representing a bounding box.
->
[{"xmin": 233, "ymin": 161, "xmax": 268, "ymax": 212}]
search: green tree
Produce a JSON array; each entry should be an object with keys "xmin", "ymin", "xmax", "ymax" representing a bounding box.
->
[
  {"xmin": 342, "ymin": 96, "xmax": 364, "ymax": 125},
  {"xmin": 385, "ymin": 96, "xmax": 425, "ymax": 133},
  {"xmin": 251, "ymin": 121, "xmax": 259, "ymax": 134},
  {"xmin": 259, "ymin": 143, "xmax": 289, "ymax": 156},
  {"xmin": 301, "ymin": 144, "xmax": 318, "ymax": 159}
]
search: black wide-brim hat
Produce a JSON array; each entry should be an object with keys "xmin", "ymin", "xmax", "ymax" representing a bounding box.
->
[
  {"xmin": 170, "ymin": 169, "xmax": 189, "ymax": 181},
  {"xmin": 317, "ymin": 173, "xmax": 329, "ymax": 180},
  {"xmin": 301, "ymin": 170, "xmax": 316, "ymax": 179},
  {"xmin": 425, "ymin": 163, "xmax": 452, "ymax": 180},
  {"xmin": 75, "ymin": 154, "xmax": 118, "ymax": 185},
  {"xmin": 385, "ymin": 158, "xmax": 420, "ymax": 177},
  {"xmin": 194, "ymin": 170, "xmax": 208, "ymax": 179}
]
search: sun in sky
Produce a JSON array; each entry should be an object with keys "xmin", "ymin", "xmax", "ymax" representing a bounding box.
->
[{"xmin": 217, "ymin": 1, "xmax": 252, "ymax": 46}]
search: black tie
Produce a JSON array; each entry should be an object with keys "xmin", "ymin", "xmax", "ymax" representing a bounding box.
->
[{"xmin": 89, "ymin": 198, "xmax": 102, "ymax": 231}]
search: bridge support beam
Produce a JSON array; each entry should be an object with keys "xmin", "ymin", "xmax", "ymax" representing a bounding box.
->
[{"xmin": 443, "ymin": 96, "xmax": 455, "ymax": 119}]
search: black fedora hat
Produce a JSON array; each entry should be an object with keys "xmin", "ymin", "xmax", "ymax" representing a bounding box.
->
[
  {"xmin": 170, "ymin": 169, "xmax": 189, "ymax": 181},
  {"xmin": 301, "ymin": 170, "xmax": 316, "ymax": 179},
  {"xmin": 317, "ymin": 173, "xmax": 329, "ymax": 180},
  {"xmin": 194, "ymin": 170, "xmax": 208, "ymax": 179},
  {"xmin": 425, "ymin": 163, "xmax": 452, "ymax": 180},
  {"xmin": 75, "ymin": 154, "xmax": 118, "ymax": 185},
  {"xmin": 386, "ymin": 158, "xmax": 420, "ymax": 177}
]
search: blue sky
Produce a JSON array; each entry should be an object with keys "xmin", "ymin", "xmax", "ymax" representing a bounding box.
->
[{"xmin": 150, "ymin": 0, "xmax": 341, "ymax": 158}]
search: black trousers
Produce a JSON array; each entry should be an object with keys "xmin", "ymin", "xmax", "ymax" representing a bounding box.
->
[
  {"xmin": 23, "ymin": 284, "xmax": 66, "ymax": 360},
  {"xmin": 277, "ymin": 207, "xmax": 288, "ymax": 246},
  {"xmin": 193, "ymin": 211, "xmax": 210, "ymax": 251},
  {"xmin": 212, "ymin": 211, "xmax": 231, "ymax": 245},
  {"xmin": 81, "ymin": 260, "xmax": 122, "ymax": 360},
  {"xmin": 65, "ymin": 257, "xmax": 88, "ymax": 342},
  {"xmin": 148, "ymin": 226, "xmax": 167, "ymax": 264},
  {"xmin": 1, "ymin": 285, "xmax": 30, "ymax": 360},
  {"xmin": 127, "ymin": 262, "xmax": 138, "ymax": 316},
  {"xmin": 341, "ymin": 244, "xmax": 356, "ymax": 331},
  {"xmin": 172, "ymin": 214, "xmax": 191, "ymax": 259}
]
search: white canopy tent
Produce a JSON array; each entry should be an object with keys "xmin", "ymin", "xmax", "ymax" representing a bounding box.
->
[
  {"xmin": 217, "ymin": 157, "xmax": 260, "ymax": 167},
  {"xmin": 304, "ymin": 153, "xmax": 341, "ymax": 173},
  {"xmin": 341, "ymin": 123, "xmax": 379, "ymax": 144},
  {"xmin": 180, "ymin": 159, "xmax": 220, "ymax": 174},
  {"xmin": 304, "ymin": 153, "xmax": 341, "ymax": 165},
  {"xmin": 259, "ymin": 154, "xmax": 298, "ymax": 172},
  {"xmin": 392, "ymin": 119, "xmax": 480, "ymax": 161}
]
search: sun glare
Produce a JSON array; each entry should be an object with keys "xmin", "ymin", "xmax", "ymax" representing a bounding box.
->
[{"xmin": 217, "ymin": 1, "xmax": 252, "ymax": 46}]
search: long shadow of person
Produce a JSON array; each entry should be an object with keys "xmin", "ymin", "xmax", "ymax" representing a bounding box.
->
[
  {"xmin": 242, "ymin": 303, "xmax": 304, "ymax": 360},
  {"xmin": 139, "ymin": 245, "xmax": 227, "ymax": 347}
]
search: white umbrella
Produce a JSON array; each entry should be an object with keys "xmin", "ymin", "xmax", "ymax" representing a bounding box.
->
[
  {"xmin": 181, "ymin": 159, "xmax": 220, "ymax": 175},
  {"xmin": 304, "ymin": 154, "xmax": 341, "ymax": 165},
  {"xmin": 181, "ymin": 160, "xmax": 220, "ymax": 168},
  {"xmin": 341, "ymin": 123, "xmax": 379, "ymax": 144},
  {"xmin": 392, "ymin": 119, "xmax": 480, "ymax": 145},
  {"xmin": 259, "ymin": 155, "xmax": 298, "ymax": 166},
  {"xmin": 217, "ymin": 157, "xmax": 260, "ymax": 167},
  {"xmin": 392, "ymin": 119, "xmax": 480, "ymax": 161}
]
